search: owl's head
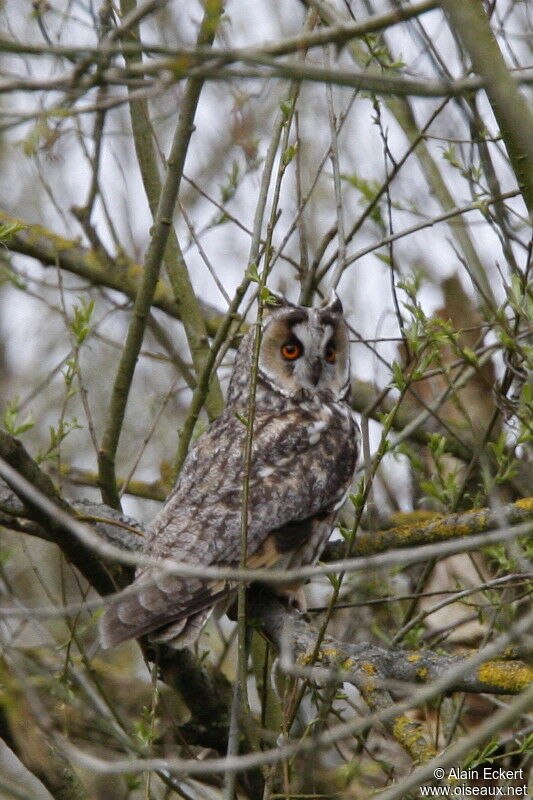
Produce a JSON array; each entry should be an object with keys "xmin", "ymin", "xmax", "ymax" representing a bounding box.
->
[{"xmin": 227, "ymin": 292, "xmax": 351, "ymax": 406}]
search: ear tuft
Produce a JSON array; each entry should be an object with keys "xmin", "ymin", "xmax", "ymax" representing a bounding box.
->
[{"xmin": 321, "ymin": 289, "xmax": 343, "ymax": 314}]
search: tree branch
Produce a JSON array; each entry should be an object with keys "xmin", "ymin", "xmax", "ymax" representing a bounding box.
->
[
  {"xmin": 58, "ymin": 604, "xmax": 533, "ymax": 779},
  {"xmin": 119, "ymin": 0, "xmax": 224, "ymax": 424},
  {"xmin": 1, "ymin": 433, "xmax": 531, "ymax": 772},
  {"xmin": 0, "ymin": 208, "xmax": 222, "ymax": 330},
  {"xmin": 441, "ymin": 0, "xmax": 533, "ymax": 217},
  {"xmin": 97, "ymin": 0, "xmax": 226, "ymax": 508},
  {"xmin": 0, "ymin": 1, "xmax": 438, "ymax": 62},
  {"xmin": 247, "ymin": 587, "xmax": 532, "ymax": 765},
  {"xmin": 249, "ymin": 588, "xmax": 533, "ymax": 695},
  {"xmin": 324, "ymin": 496, "xmax": 533, "ymax": 561},
  {"xmin": 0, "ymin": 431, "xmax": 120, "ymax": 596}
]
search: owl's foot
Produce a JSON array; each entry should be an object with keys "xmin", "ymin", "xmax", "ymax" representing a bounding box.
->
[{"xmin": 272, "ymin": 584, "xmax": 307, "ymax": 614}]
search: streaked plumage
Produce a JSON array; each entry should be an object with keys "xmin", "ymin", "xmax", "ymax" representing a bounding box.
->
[{"xmin": 100, "ymin": 293, "xmax": 359, "ymax": 649}]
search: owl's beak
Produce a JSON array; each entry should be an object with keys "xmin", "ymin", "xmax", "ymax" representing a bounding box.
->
[{"xmin": 309, "ymin": 359, "xmax": 323, "ymax": 386}]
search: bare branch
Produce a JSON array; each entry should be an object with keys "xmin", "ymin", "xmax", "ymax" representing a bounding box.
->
[{"xmin": 97, "ymin": 1, "xmax": 226, "ymax": 507}]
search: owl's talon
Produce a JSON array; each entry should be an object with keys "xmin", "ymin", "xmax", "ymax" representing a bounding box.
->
[
  {"xmin": 290, "ymin": 587, "xmax": 307, "ymax": 614},
  {"xmin": 271, "ymin": 585, "xmax": 307, "ymax": 614}
]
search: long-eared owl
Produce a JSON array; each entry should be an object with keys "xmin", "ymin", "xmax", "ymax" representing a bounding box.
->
[{"xmin": 100, "ymin": 292, "xmax": 359, "ymax": 649}]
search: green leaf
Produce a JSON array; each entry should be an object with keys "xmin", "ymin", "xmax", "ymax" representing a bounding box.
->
[
  {"xmin": 2, "ymin": 398, "xmax": 34, "ymax": 436},
  {"xmin": 462, "ymin": 347, "xmax": 478, "ymax": 366},
  {"xmin": 326, "ymin": 571, "xmax": 341, "ymax": 591},
  {"xmin": 220, "ymin": 160, "xmax": 240, "ymax": 204},
  {"xmin": 282, "ymin": 144, "xmax": 298, "ymax": 166},
  {"xmin": 427, "ymin": 433, "xmax": 446, "ymax": 458},
  {"xmin": 391, "ymin": 361, "xmax": 407, "ymax": 391},
  {"xmin": 349, "ymin": 477, "xmax": 366, "ymax": 510},
  {"xmin": 37, "ymin": 417, "xmax": 82, "ymax": 463},
  {"xmin": 69, "ymin": 297, "xmax": 95, "ymax": 344},
  {"xmin": 260, "ymin": 286, "xmax": 277, "ymax": 305},
  {"xmin": 0, "ymin": 222, "xmax": 27, "ymax": 244},
  {"xmin": 0, "ymin": 264, "xmax": 27, "ymax": 290},
  {"xmin": 464, "ymin": 738, "xmax": 500, "ymax": 770},
  {"xmin": 279, "ymin": 100, "xmax": 292, "ymax": 120},
  {"xmin": 246, "ymin": 262, "xmax": 260, "ymax": 283},
  {"xmin": 338, "ymin": 524, "xmax": 353, "ymax": 542}
]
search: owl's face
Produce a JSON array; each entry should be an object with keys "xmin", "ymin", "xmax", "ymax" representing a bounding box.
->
[{"xmin": 257, "ymin": 293, "xmax": 351, "ymax": 401}]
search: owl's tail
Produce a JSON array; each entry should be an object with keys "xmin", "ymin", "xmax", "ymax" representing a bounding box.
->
[{"xmin": 98, "ymin": 574, "xmax": 230, "ymax": 650}]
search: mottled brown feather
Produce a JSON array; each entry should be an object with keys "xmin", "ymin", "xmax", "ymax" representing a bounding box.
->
[{"xmin": 99, "ymin": 296, "xmax": 359, "ymax": 650}]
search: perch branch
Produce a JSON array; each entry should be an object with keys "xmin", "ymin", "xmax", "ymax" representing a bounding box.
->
[
  {"xmin": 59, "ymin": 604, "xmax": 533, "ymax": 778},
  {"xmin": 1, "ymin": 439, "xmax": 531, "ymax": 769},
  {"xmin": 247, "ymin": 588, "xmax": 533, "ymax": 696},
  {"xmin": 247, "ymin": 589, "xmax": 532, "ymax": 765}
]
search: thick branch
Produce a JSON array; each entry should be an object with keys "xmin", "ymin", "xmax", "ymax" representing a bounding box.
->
[
  {"xmin": 0, "ymin": 208, "xmax": 222, "ymax": 330},
  {"xmin": 248, "ymin": 587, "xmax": 532, "ymax": 763},
  {"xmin": 247, "ymin": 588, "xmax": 532, "ymax": 696},
  {"xmin": 2, "ymin": 444, "xmax": 531, "ymax": 770},
  {"xmin": 324, "ymin": 497, "xmax": 533, "ymax": 561},
  {"xmin": 442, "ymin": 0, "xmax": 533, "ymax": 217},
  {"xmin": 0, "ymin": 432, "xmax": 119, "ymax": 595},
  {"xmin": 156, "ymin": 647, "xmax": 233, "ymax": 753},
  {"xmin": 58, "ymin": 602, "xmax": 533, "ymax": 779}
]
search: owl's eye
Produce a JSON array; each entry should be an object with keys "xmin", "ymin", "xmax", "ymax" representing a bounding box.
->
[
  {"xmin": 281, "ymin": 340, "xmax": 303, "ymax": 360},
  {"xmin": 325, "ymin": 342, "xmax": 337, "ymax": 363}
]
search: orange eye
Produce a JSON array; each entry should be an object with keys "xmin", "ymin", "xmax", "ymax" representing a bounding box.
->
[
  {"xmin": 325, "ymin": 343, "xmax": 336, "ymax": 363},
  {"xmin": 281, "ymin": 340, "xmax": 303, "ymax": 360}
]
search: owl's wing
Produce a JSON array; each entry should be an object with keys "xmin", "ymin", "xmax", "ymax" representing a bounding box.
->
[{"xmin": 99, "ymin": 405, "xmax": 358, "ymax": 649}]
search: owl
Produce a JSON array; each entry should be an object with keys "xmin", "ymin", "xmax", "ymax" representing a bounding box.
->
[{"xmin": 100, "ymin": 292, "xmax": 359, "ymax": 649}]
